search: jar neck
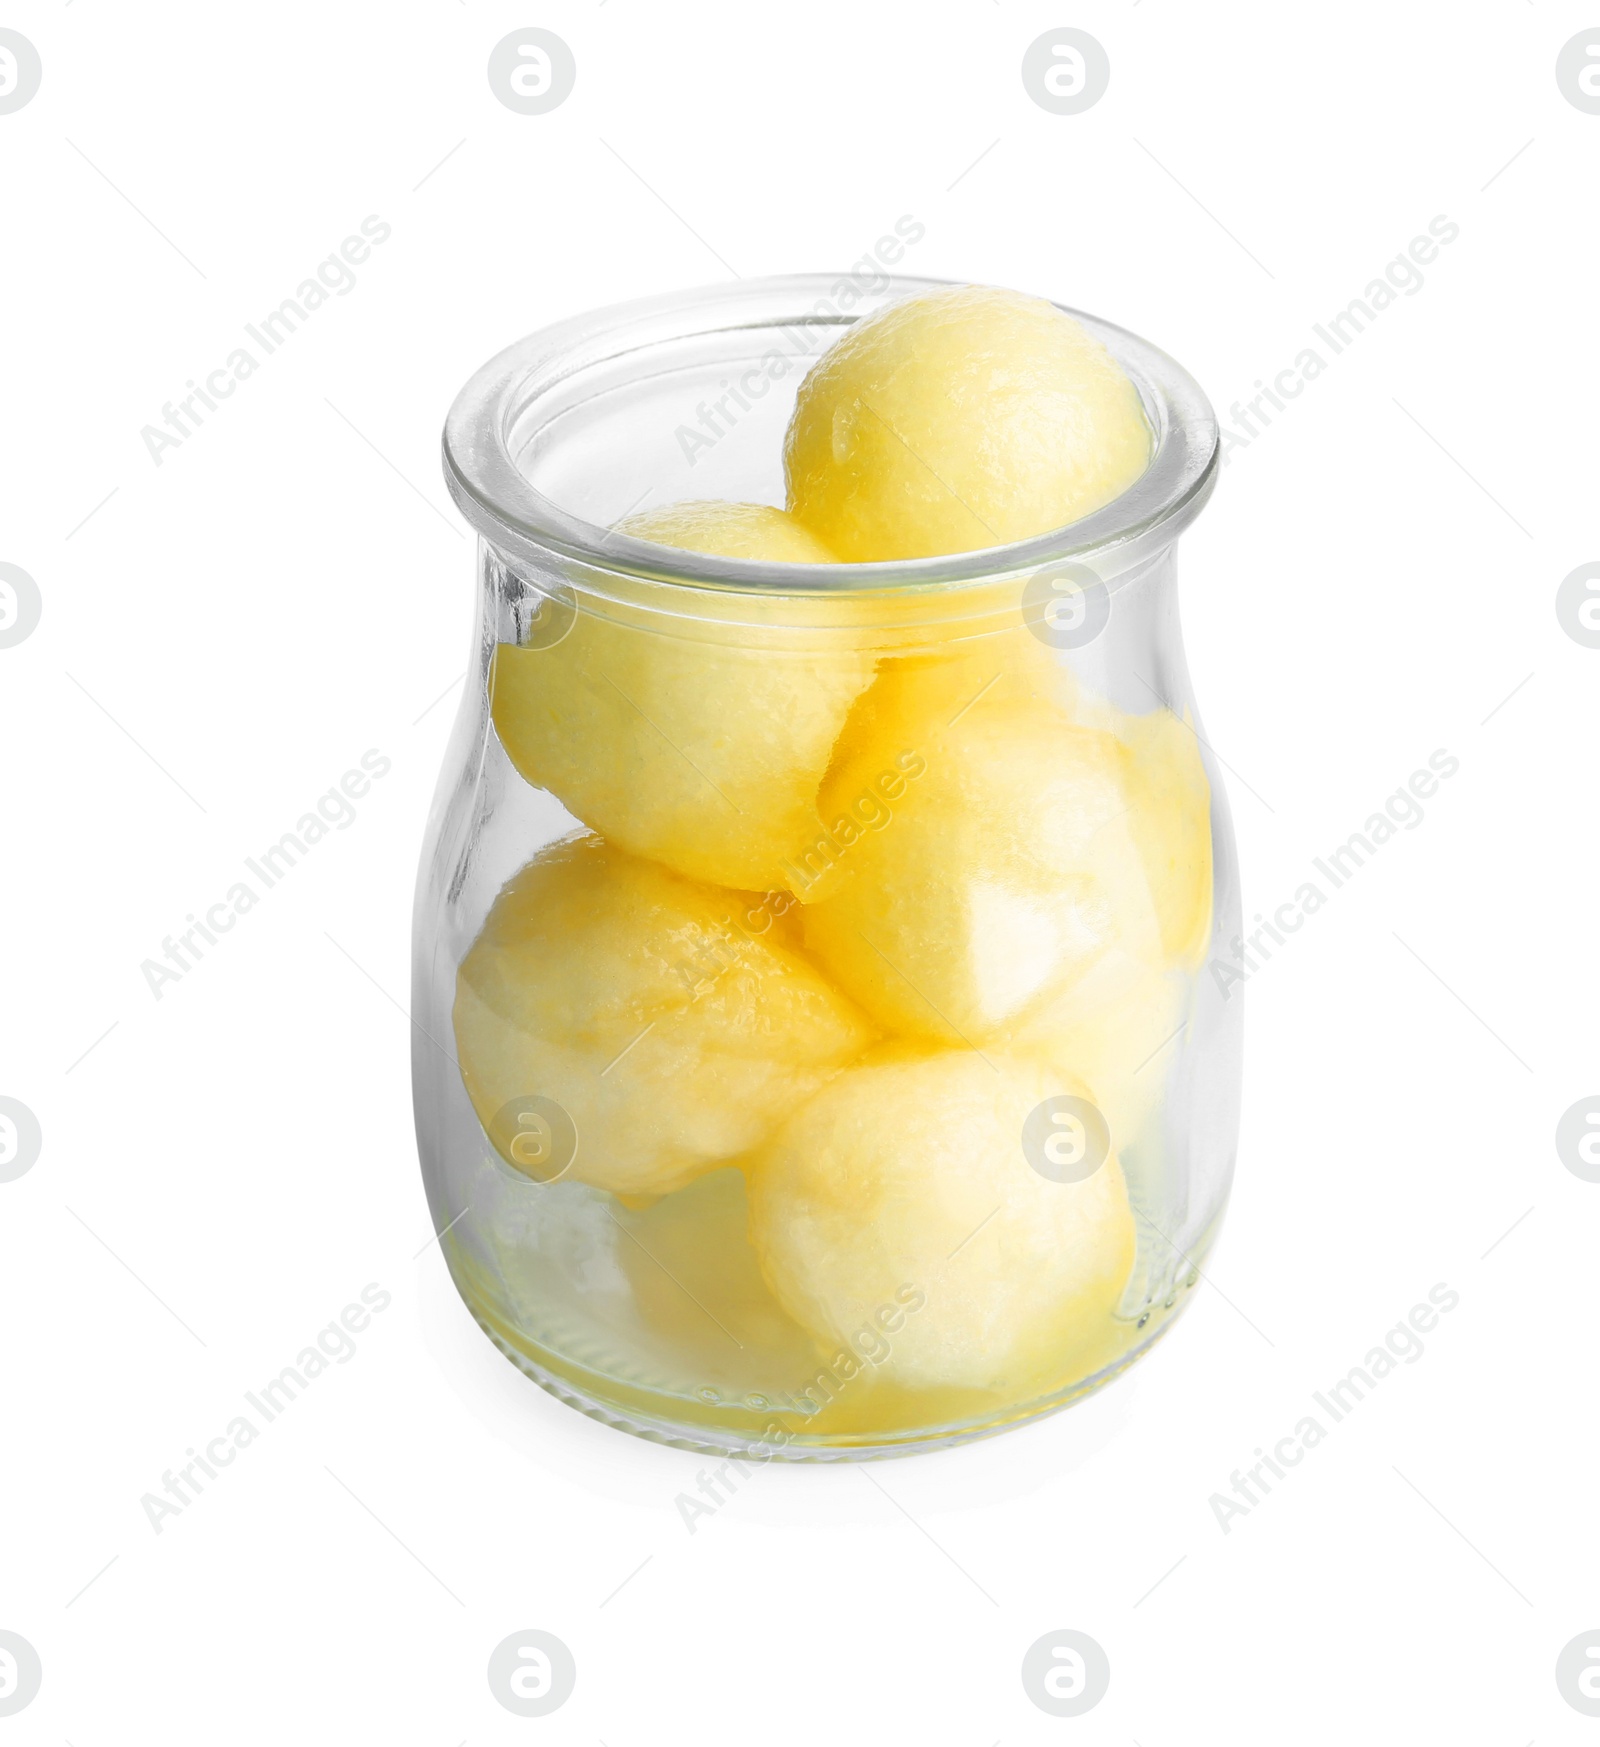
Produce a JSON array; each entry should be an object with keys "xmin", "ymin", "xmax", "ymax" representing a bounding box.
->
[{"xmin": 443, "ymin": 275, "xmax": 1219, "ymax": 605}]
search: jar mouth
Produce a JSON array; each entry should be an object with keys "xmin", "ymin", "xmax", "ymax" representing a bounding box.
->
[{"xmin": 442, "ymin": 274, "xmax": 1218, "ymax": 596}]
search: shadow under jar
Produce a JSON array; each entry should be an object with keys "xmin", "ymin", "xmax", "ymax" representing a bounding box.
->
[{"xmin": 413, "ymin": 275, "xmax": 1240, "ymax": 1460}]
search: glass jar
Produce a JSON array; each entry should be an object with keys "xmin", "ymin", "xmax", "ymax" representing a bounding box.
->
[{"xmin": 413, "ymin": 275, "xmax": 1239, "ymax": 1459}]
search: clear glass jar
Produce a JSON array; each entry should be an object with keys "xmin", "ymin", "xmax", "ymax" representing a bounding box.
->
[{"xmin": 413, "ymin": 275, "xmax": 1239, "ymax": 1459}]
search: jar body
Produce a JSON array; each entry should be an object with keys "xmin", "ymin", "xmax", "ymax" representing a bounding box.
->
[
  {"xmin": 413, "ymin": 563, "xmax": 1240, "ymax": 1460},
  {"xmin": 414, "ymin": 279, "xmax": 1240, "ymax": 1458}
]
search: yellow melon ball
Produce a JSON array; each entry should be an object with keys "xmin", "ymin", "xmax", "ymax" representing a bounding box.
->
[
  {"xmin": 799, "ymin": 665, "xmax": 1162, "ymax": 1043},
  {"xmin": 784, "ymin": 285, "xmax": 1152, "ymax": 561},
  {"xmin": 453, "ymin": 833, "xmax": 874, "ymax": 1199},
  {"xmin": 1011, "ymin": 947, "xmax": 1190, "ymax": 1152},
  {"xmin": 835, "ymin": 624, "xmax": 1072, "ymax": 756},
  {"xmin": 489, "ymin": 502, "xmax": 874, "ymax": 892},
  {"xmin": 784, "ymin": 627, "xmax": 1073, "ymax": 901},
  {"xmin": 748, "ymin": 1050, "xmax": 1136, "ymax": 1392},
  {"xmin": 1119, "ymin": 707, "xmax": 1214, "ymax": 968},
  {"xmin": 617, "ymin": 499, "xmax": 838, "ymax": 563}
]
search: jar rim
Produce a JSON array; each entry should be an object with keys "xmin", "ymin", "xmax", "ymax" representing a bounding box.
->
[{"xmin": 441, "ymin": 273, "xmax": 1219, "ymax": 595}]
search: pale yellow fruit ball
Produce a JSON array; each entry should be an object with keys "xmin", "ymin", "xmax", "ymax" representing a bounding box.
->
[
  {"xmin": 1007, "ymin": 706, "xmax": 1212, "ymax": 1147},
  {"xmin": 785, "ymin": 627, "xmax": 1073, "ymax": 901},
  {"xmin": 1011, "ymin": 947, "xmax": 1190, "ymax": 1152},
  {"xmin": 1119, "ymin": 707, "xmax": 1214, "ymax": 968},
  {"xmin": 784, "ymin": 286, "xmax": 1152, "ymax": 561},
  {"xmin": 801, "ymin": 665, "xmax": 1163, "ymax": 1044},
  {"xmin": 618, "ymin": 499, "xmax": 837, "ymax": 564},
  {"xmin": 490, "ymin": 500, "xmax": 874, "ymax": 893},
  {"xmin": 453, "ymin": 833, "xmax": 874, "ymax": 1199},
  {"xmin": 748, "ymin": 1050, "xmax": 1136, "ymax": 1392}
]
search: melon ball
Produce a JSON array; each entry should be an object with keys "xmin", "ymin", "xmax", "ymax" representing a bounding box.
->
[
  {"xmin": 490, "ymin": 502, "xmax": 874, "ymax": 892},
  {"xmin": 831, "ymin": 623, "xmax": 1072, "ymax": 760},
  {"xmin": 789, "ymin": 628, "xmax": 1073, "ymax": 903},
  {"xmin": 1119, "ymin": 707, "xmax": 1214, "ymax": 968},
  {"xmin": 1001, "ymin": 705, "xmax": 1212, "ymax": 1146},
  {"xmin": 1011, "ymin": 947, "xmax": 1190, "ymax": 1152},
  {"xmin": 747, "ymin": 1050, "xmax": 1136, "ymax": 1392},
  {"xmin": 617, "ymin": 499, "xmax": 837, "ymax": 563},
  {"xmin": 800, "ymin": 663, "xmax": 1162, "ymax": 1044},
  {"xmin": 453, "ymin": 833, "xmax": 874, "ymax": 1199},
  {"xmin": 784, "ymin": 285, "xmax": 1152, "ymax": 561}
]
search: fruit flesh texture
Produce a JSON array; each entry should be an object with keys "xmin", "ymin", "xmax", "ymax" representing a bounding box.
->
[
  {"xmin": 489, "ymin": 500, "xmax": 874, "ymax": 893},
  {"xmin": 747, "ymin": 1049, "xmax": 1136, "ymax": 1393},
  {"xmin": 784, "ymin": 286, "xmax": 1152, "ymax": 561},
  {"xmin": 453, "ymin": 833, "xmax": 874, "ymax": 1199}
]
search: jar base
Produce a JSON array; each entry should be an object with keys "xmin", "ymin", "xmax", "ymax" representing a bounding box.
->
[{"xmin": 458, "ymin": 1272, "xmax": 1199, "ymax": 1463}]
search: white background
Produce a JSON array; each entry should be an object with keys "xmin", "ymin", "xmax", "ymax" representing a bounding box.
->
[{"xmin": 3, "ymin": 2, "xmax": 1597, "ymax": 1740}]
